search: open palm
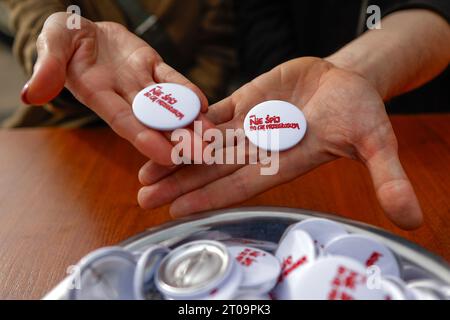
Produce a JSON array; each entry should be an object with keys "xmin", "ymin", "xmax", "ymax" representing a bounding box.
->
[
  {"xmin": 138, "ymin": 57, "xmax": 423, "ymax": 230},
  {"xmin": 24, "ymin": 13, "xmax": 210, "ymax": 165}
]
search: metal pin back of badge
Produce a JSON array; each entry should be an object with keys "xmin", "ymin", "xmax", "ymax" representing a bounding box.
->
[
  {"xmin": 243, "ymin": 100, "xmax": 307, "ymax": 152},
  {"xmin": 132, "ymin": 83, "xmax": 201, "ymax": 131},
  {"xmin": 155, "ymin": 240, "xmax": 240, "ymax": 300},
  {"xmin": 70, "ymin": 247, "xmax": 137, "ymax": 300},
  {"xmin": 228, "ymin": 246, "xmax": 281, "ymax": 294},
  {"xmin": 324, "ymin": 234, "xmax": 402, "ymax": 278},
  {"xmin": 133, "ymin": 245, "xmax": 170, "ymax": 300}
]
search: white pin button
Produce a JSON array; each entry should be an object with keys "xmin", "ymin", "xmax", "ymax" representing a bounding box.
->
[
  {"xmin": 281, "ymin": 218, "xmax": 348, "ymax": 252},
  {"xmin": 382, "ymin": 276, "xmax": 417, "ymax": 300},
  {"xmin": 273, "ymin": 230, "xmax": 316, "ymax": 300},
  {"xmin": 324, "ymin": 234, "xmax": 401, "ymax": 278},
  {"xmin": 71, "ymin": 247, "xmax": 137, "ymax": 300},
  {"xmin": 291, "ymin": 256, "xmax": 386, "ymax": 300},
  {"xmin": 228, "ymin": 246, "xmax": 281, "ymax": 294},
  {"xmin": 132, "ymin": 83, "xmax": 201, "ymax": 131},
  {"xmin": 380, "ymin": 277, "xmax": 408, "ymax": 300},
  {"xmin": 133, "ymin": 245, "xmax": 170, "ymax": 300},
  {"xmin": 243, "ymin": 100, "xmax": 307, "ymax": 151},
  {"xmin": 201, "ymin": 260, "xmax": 243, "ymax": 300}
]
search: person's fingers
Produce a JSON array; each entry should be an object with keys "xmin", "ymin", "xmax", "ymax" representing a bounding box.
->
[
  {"xmin": 364, "ymin": 144, "xmax": 423, "ymax": 230},
  {"xmin": 115, "ymin": 77, "xmax": 154, "ymax": 108},
  {"xmin": 115, "ymin": 65, "xmax": 215, "ymax": 165},
  {"xmin": 21, "ymin": 12, "xmax": 91, "ymax": 105},
  {"xmin": 203, "ymin": 96, "xmax": 251, "ymax": 148},
  {"xmin": 194, "ymin": 113, "xmax": 217, "ymax": 132},
  {"xmin": 138, "ymin": 161, "xmax": 180, "ymax": 185},
  {"xmin": 138, "ymin": 161, "xmax": 243, "ymax": 210},
  {"xmin": 168, "ymin": 141, "xmax": 330, "ymax": 218},
  {"xmin": 172, "ymin": 127, "xmax": 213, "ymax": 163},
  {"xmin": 113, "ymin": 87, "xmax": 213, "ymax": 165},
  {"xmin": 138, "ymin": 116, "xmax": 241, "ymax": 187},
  {"xmin": 168, "ymin": 163, "xmax": 284, "ymax": 218},
  {"xmin": 153, "ymin": 62, "xmax": 209, "ymax": 112},
  {"xmin": 205, "ymin": 96, "xmax": 236, "ymax": 125},
  {"xmin": 87, "ymin": 90, "xmax": 175, "ymax": 165},
  {"xmin": 26, "ymin": 15, "xmax": 175, "ymax": 166}
]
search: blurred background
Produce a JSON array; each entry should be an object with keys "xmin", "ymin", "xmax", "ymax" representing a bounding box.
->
[
  {"xmin": 0, "ymin": 2, "xmax": 26, "ymax": 124},
  {"xmin": 0, "ymin": 43, "xmax": 26, "ymax": 123},
  {"xmin": 0, "ymin": 0, "xmax": 447, "ymax": 128}
]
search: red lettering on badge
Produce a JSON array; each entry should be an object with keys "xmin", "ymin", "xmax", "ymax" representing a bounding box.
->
[
  {"xmin": 248, "ymin": 114, "xmax": 300, "ymax": 131},
  {"xmin": 209, "ymin": 288, "xmax": 218, "ymax": 296},
  {"xmin": 277, "ymin": 255, "xmax": 308, "ymax": 283},
  {"xmin": 365, "ymin": 251, "xmax": 383, "ymax": 267},
  {"xmin": 327, "ymin": 265, "xmax": 366, "ymax": 300},
  {"xmin": 236, "ymin": 248, "xmax": 262, "ymax": 267},
  {"xmin": 144, "ymin": 86, "xmax": 185, "ymax": 120},
  {"xmin": 249, "ymin": 115, "xmax": 264, "ymax": 126}
]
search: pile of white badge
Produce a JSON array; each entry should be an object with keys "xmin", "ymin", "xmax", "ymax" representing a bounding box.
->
[{"xmin": 67, "ymin": 218, "xmax": 449, "ymax": 300}]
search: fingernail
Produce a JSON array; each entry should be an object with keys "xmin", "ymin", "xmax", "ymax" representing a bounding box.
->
[
  {"xmin": 21, "ymin": 81, "xmax": 31, "ymax": 105},
  {"xmin": 138, "ymin": 167, "xmax": 149, "ymax": 185},
  {"xmin": 138, "ymin": 186, "xmax": 162, "ymax": 210}
]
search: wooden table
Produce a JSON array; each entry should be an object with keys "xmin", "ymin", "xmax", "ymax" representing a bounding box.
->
[{"xmin": 0, "ymin": 115, "xmax": 449, "ymax": 299}]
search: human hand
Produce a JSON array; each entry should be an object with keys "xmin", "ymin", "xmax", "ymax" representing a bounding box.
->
[
  {"xmin": 138, "ymin": 57, "xmax": 423, "ymax": 230},
  {"xmin": 21, "ymin": 12, "xmax": 211, "ymax": 165}
]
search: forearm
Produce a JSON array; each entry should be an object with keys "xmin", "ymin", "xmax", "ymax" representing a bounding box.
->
[{"xmin": 327, "ymin": 9, "xmax": 450, "ymax": 101}]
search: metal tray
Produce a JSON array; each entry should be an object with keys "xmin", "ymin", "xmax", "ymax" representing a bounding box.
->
[{"xmin": 44, "ymin": 207, "xmax": 450, "ymax": 299}]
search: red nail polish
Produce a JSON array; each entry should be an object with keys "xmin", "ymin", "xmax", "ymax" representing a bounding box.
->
[{"xmin": 21, "ymin": 81, "xmax": 31, "ymax": 105}]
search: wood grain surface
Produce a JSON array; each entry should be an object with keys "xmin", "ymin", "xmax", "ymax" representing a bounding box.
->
[{"xmin": 0, "ymin": 114, "xmax": 448, "ymax": 299}]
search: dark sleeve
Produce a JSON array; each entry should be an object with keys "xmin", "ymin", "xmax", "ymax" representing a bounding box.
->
[
  {"xmin": 234, "ymin": 0, "xmax": 297, "ymax": 81},
  {"xmin": 3, "ymin": 0, "xmax": 67, "ymax": 75},
  {"xmin": 379, "ymin": 0, "xmax": 450, "ymax": 22}
]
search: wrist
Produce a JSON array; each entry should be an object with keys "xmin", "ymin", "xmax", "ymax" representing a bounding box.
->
[
  {"xmin": 326, "ymin": 9, "xmax": 450, "ymax": 102},
  {"xmin": 325, "ymin": 50, "xmax": 390, "ymax": 101}
]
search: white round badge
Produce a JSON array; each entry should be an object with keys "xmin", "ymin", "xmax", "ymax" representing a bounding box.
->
[
  {"xmin": 323, "ymin": 234, "xmax": 401, "ymax": 278},
  {"xmin": 73, "ymin": 247, "xmax": 137, "ymax": 300},
  {"xmin": 243, "ymin": 100, "xmax": 307, "ymax": 151},
  {"xmin": 273, "ymin": 230, "xmax": 316, "ymax": 300},
  {"xmin": 280, "ymin": 218, "xmax": 348, "ymax": 251},
  {"xmin": 291, "ymin": 256, "xmax": 387, "ymax": 300},
  {"xmin": 132, "ymin": 83, "xmax": 201, "ymax": 131},
  {"xmin": 228, "ymin": 246, "xmax": 281, "ymax": 294}
]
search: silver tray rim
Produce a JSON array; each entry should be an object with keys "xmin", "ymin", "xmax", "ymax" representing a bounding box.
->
[
  {"xmin": 121, "ymin": 206, "xmax": 450, "ymax": 284},
  {"xmin": 44, "ymin": 206, "xmax": 450, "ymax": 299}
]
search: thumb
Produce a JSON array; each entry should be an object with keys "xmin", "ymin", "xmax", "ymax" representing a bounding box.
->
[
  {"xmin": 363, "ymin": 139, "xmax": 423, "ymax": 230},
  {"xmin": 21, "ymin": 12, "xmax": 82, "ymax": 105}
]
